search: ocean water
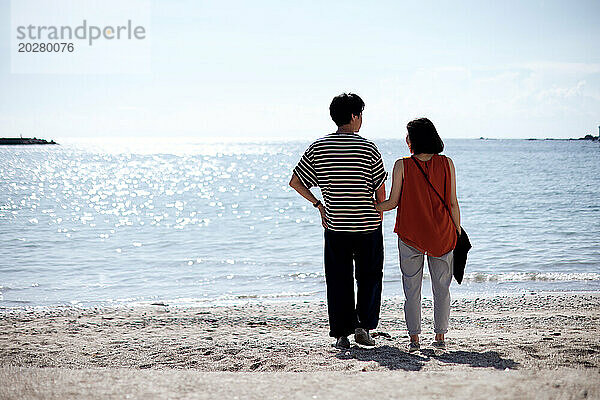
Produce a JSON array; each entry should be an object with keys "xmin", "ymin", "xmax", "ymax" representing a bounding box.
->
[{"xmin": 1, "ymin": 137, "xmax": 599, "ymax": 308}]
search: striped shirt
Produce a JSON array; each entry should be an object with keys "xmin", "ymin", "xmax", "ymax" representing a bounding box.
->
[{"xmin": 294, "ymin": 132, "xmax": 388, "ymax": 232}]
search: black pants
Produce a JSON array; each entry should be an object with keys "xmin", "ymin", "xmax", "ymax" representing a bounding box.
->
[{"xmin": 324, "ymin": 226, "xmax": 384, "ymax": 338}]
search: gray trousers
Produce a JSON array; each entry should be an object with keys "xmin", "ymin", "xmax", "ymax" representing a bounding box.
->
[{"xmin": 398, "ymin": 238, "xmax": 453, "ymax": 335}]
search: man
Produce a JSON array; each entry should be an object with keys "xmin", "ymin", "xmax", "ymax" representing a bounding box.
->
[{"xmin": 289, "ymin": 93, "xmax": 387, "ymax": 349}]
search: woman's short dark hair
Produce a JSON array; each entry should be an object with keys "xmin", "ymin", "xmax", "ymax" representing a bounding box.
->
[
  {"xmin": 406, "ymin": 118, "xmax": 444, "ymax": 154},
  {"xmin": 329, "ymin": 93, "xmax": 365, "ymax": 126}
]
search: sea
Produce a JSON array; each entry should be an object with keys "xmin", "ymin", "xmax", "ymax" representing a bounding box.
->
[{"xmin": 1, "ymin": 137, "xmax": 599, "ymax": 308}]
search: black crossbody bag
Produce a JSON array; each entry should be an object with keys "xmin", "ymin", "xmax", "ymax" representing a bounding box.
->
[{"xmin": 411, "ymin": 156, "xmax": 472, "ymax": 284}]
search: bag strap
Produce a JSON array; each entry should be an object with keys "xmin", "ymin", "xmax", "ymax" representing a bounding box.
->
[{"xmin": 410, "ymin": 156, "xmax": 457, "ymax": 228}]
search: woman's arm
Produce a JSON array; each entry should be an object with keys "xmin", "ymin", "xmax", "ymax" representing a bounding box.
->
[
  {"xmin": 447, "ymin": 157, "xmax": 461, "ymax": 233},
  {"xmin": 375, "ymin": 159, "xmax": 404, "ymax": 212}
]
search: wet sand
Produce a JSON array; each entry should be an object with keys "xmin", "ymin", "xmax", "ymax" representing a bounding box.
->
[{"xmin": 1, "ymin": 293, "xmax": 599, "ymax": 399}]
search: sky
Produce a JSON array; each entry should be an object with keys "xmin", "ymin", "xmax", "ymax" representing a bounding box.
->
[{"xmin": 0, "ymin": 0, "xmax": 599, "ymax": 140}]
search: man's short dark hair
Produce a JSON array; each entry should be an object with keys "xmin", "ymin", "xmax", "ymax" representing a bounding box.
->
[
  {"xmin": 407, "ymin": 118, "xmax": 444, "ymax": 154},
  {"xmin": 329, "ymin": 93, "xmax": 365, "ymax": 126}
]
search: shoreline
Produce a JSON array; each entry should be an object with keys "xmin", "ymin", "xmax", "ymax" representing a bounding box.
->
[
  {"xmin": 1, "ymin": 293, "xmax": 598, "ymax": 369},
  {"xmin": 3, "ymin": 289, "xmax": 600, "ymax": 312},
  {"xmin": 1, "ymin": 292, "xmax": 598, "ymax": 398}
]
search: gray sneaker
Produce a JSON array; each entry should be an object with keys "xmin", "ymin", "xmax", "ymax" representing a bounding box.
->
[
  {"xmin": 335, "ymin": 336, "xmax": 350, "ymax": 349},
  {"xmin": 354, "ymin": 328, "xmax": 375, "ymax": 346},
  {"xmin": 408, "ymin": 341, "xmax": 420, "ymax": 353},
  {"xmin": 432, "ymin": 340, "xmax": 446, "ymax": 351}
]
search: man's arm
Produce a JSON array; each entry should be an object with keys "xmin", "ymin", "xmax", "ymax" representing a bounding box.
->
[
  {"xmin": 370, "ymin": 144, "xmax": 388, "ymax": 216},
  {"xmin": 289, "ymin": 173, "xmax": 327, "ymax": 228},
  {"xmin": 375, "ymin": 183, "xmax": 386, "ymax": 219},
  {"xmin": 375, "ymin": 183, "xmax": 386, "ymax": 204}
]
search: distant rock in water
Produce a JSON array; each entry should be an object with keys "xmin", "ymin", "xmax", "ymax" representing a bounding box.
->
[
  {"xmin": 0, "ymin": 137, "xmax": 58, "ymax": 145},
  {"xmin": 527, "ymin": 135, "xmax": 599, "ymax": 142},
  {"xmin": 577, "ymin": 134, "xmax": 599, "ymax": 141}
]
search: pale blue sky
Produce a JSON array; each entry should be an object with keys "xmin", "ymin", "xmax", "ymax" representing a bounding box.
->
[{"xmin": 1, "ymin": 0, "xmax": 599, "ymax": 140}]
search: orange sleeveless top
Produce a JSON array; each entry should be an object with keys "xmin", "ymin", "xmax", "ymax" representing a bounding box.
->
[{"xmin": 394, "ymin": 154, "xmax": 457, "ymax": 257}]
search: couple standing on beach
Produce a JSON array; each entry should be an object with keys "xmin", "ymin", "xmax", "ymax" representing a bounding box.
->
[{"xmin": 289, "ymin": 93, "xmax": 461, "ymax": 352}]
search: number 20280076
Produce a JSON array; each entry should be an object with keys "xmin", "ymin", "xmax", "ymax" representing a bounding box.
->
[{"xmin": 18, "ymin": 42, "xmax": 74, "ymax": 52}]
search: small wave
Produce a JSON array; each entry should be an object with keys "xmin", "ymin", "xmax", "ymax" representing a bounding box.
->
[
  {"xmin": 130, "ymin": 291, "xmax": 320, "ymax": 307},
  {"xmin": 283, "ymin": 272, "xmax": 324, "ymax": 280},
  {"xmin": 1, "ymin": 299, "xmax": 33, "ymax": 304},
  {"xmin": 232, "ymin": 291, "xmax": 318, "ymax": 299},
  {"xmin": 462, "ymin": 272, "xmax": 600, "ymax": 283},
  {"xmin": 0, "ymin": 283, "xmax": 40, "ymax": 292}
]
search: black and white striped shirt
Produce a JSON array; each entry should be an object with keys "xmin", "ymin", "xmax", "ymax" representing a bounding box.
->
[{"xmin": 294, "ymin": 132, "xmax": 388, "ymax": 232}]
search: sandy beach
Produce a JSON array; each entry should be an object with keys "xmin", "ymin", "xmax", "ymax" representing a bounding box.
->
[{"xmin": 1, "ymin": 293, "xmax": 599, "ymax": 399}]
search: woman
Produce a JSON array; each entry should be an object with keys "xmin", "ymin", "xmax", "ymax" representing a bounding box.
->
[{"xmin": 376, "ymin": 118, "xmax": 461, "ymax": 352}]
